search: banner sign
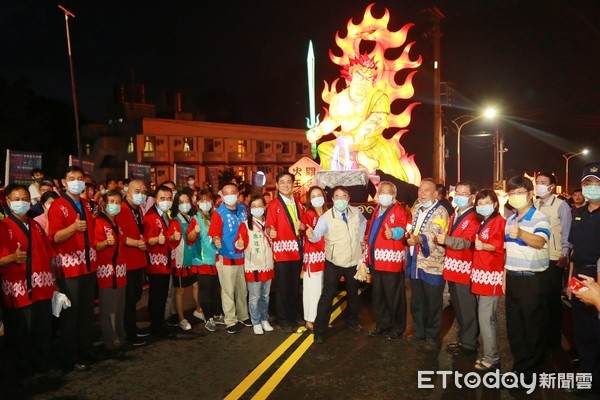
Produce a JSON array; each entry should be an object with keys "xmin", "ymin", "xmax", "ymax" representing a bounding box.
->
[
  {"xmin": 174, "ymin": 164, "xmax": 197, "ymax": 189},
  {"xmin": 69, "ymin": 155, "xmax": 95, "ymax": 176},
  {"xmin": 4, "ymin": 150, "xmax": 43, "ymax": 185},
  {"xmin": 126, "ymin": 161, "xmax": 152, "ymax": 189}
]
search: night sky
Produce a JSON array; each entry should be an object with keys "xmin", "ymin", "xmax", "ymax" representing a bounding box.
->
[{"xmin": 2, "ymin": 0, "xmax": 599, "ymax": 189}]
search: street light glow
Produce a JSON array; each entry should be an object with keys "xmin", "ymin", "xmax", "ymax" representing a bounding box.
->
[
  {"xmin": 484, "ymin": 107, "xmax": 497, "ymax": 119},
  {"xmin": 582, "ymin": 148, "xmax": 589, "ymax": 155}
]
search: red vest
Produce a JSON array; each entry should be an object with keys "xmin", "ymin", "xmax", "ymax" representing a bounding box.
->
[
  {"xmin": 143, "ymin": 206, "xmax": 178, "ymax": 274},
  {"xmin": 94, "ymin": 214, "xmax": 127, "ymax": 289},
  {"xmin": 116, "ymin": 200, "xmax": 148, "ymax": 270},
  {"xmin": 301, "ymin": 209, "xmax": 325, "ymax": 273},
  {"xmin": 48, "ymin": 195, "xmax": 97, "ymax": 278},
  {"xmin": 442, "ymin": 208, "xmax": 479, "ymax": 284},
  {"xmin": 0, "ymin": 217, "xmax": 55, "ymax": 308},
  {"xmin": 265, "ymin": 196, "xmax": 304, "ymax": 262},
  {"xmin": 471, "ymin": 214, "xmax": 506, "ymax": 296},
  {"xmin": 365, "ymin": 204, "xmax": 407, "ymax": 273}
]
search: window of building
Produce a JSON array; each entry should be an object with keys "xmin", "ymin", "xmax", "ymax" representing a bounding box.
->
[
  {"xmin": 296, "ymin": 143, "xmax": 304, "ymax": 154},
  {"xmin": 85, "ymin": 143, "xmax": 91, "ymax": 156},
  {"xmin": 143, "ymin": 136, "xmax": 155, "ymax": 152},
  {"xmin": 237, "ymin": 140, "xmax": 247, "ymax": 155},
  {"xmin": 127, "ymin": 137, "xmax": 135, "ymax": 154},
  {"xmin": 204, "ymin": 138, "xmax": 214, "ymax": 152},
  {"xmin": 282, "ymin": 142, "xmax": 290, "ymax": 154},
  {"xmin": 183, "ymin": 137, "xmax": 193, "ymax": 152},
  {"xmin": 257, "ymin": 140, "xmax": 265, "ymax": 153}
]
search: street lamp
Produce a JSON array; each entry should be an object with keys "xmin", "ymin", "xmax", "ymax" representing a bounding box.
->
[
  {"xmin": 563, "ymin": 149, "xmax": 589, "ymax": 194},
  {"xmin": 58, "ymin": 4, "xmax": 83, "ymax": 168},
  {"xmin": 450, "ymin": 107, "xmax": 497, "ymax": 182}
]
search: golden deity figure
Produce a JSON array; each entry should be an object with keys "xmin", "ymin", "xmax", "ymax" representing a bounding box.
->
[{"xmin": 307, "ymin": 54, "xmax": 408, "ymax": 181}]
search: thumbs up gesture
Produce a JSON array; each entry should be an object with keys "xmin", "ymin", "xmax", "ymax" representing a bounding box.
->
[
  {"xmin": 14, "ymin": 243, "xmax": 27, "ymax": 264},
  {"xmin": 306, "ymin": 226, "xmax": 314, "ymax": 239},
  {"xmin": 509, "ymin": 220, "xmax": 520, "ymax": 239},
  {"xmin": 171, "ymin": 228, "xmax": 181, "ymax": 242},
  {"xmin": 106, "ymin": 232, "xmax": 115, "ymax": 246},
  {"xmin": 235, "ymin": 236, "xmax": 244, "ymax": 250},
  {"xmin": 158, "ymin": 229, "xmax": 166, "ymax": 245},
  {"xmin": 436, "ymin": 231, "xmax": 447, "ymax": 245},
  {"xmin": 73, "ymin": 214, "xmax": 87, "ymax": 232},
  {"xmin": 384, "ymin": 223, "xmax": 393, "ymax": 240},
  {"xmin": 269, "ymin": 227, "xmax": 277, "ymax": 239},
  {"xmin": 406, "ymin": 232, "xmax": 418, "ymax": 247},
  {"xmin": 475, "ymin": 236, "xmax": 483, "ymax": 251},
  {"xmin": 213, "ymin": 236, "xmax": 222, "ymax": 249},
  {"xmin": 137, "ymin": 235, "xmax": 147, "ymax": 251},
  {"xmin": 194, "ymin": 223, "xmax": 201, "ymax": 234}
]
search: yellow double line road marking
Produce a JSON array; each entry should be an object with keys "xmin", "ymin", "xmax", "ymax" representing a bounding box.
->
[{"xmin": 225, "ymin": 290, "xmax": 351, "ymax": 400}]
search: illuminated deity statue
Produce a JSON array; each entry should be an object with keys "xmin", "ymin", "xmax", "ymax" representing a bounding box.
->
[{"xmin": 306, "ymin": 4, "xmax": 423, "ymax": 184}]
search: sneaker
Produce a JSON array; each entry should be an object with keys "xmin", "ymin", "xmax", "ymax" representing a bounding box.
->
[
  {"xmin": 129, "ymin": 337, "xmax": 147, "ymax": 347},
  {"xmin": 204, "ymin": 318, "xmax": 218, "ymax": 332},
  {"xmin": 261, "ymin": 320, "xmax": 274, "ymax": 332},
  {"xmin": 226, "ymin": 324, "xmax": 240, "ymax": 334},
  {"xmin": 136, "ymin": 328, "xmax": 151, "ymax": 338},
  {"xmin": 179, "ymin": 319, "xmax": 192, "ymax": 331},
  {"xmin": 239, "ymin": 319, "xmax": 252, "ymax": 327},
  {"xmin": 166, "ymin": 314, "xmax": 180, "ymax": 327},
  {"xmin": 193, "ymin": 310, "xmax": 206, "ymax": 322},
  {"xmin": 253, "ymin": 325, "xmax": 264, "ymax": 335},
  {"xmin": 213, "ymin": 315, "xmax": 226, "ymax": 325}
]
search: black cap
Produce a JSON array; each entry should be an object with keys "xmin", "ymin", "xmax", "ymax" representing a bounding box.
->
[{"xmin": 581, "ymin": 162, "xmax": 600, "ymax": 180}]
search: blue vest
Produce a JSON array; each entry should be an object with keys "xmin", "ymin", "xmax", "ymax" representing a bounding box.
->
[{"xmin": 215, "ymin": 203, "xmax": 247, "ymax": 259}]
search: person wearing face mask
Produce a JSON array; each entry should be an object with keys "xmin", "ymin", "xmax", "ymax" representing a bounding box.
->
[
  {"xmin": 567, "ymin": 162, "xmax": 600, "ymax": 391},
  {"xmin": 48, "ymin": 166, "xmax": 97, "ymax": 372},
  {"xmin": 208, "ymin": 182, "xmax": 251, "ymax": 334},
  {"xmin": 0, "ymin": 184, "xmax": 61, "ymax": 385},
  {"xmin": 300, "ymin": 186, "xmax": 328, "ymax": 331},
  {"xmin": 534, "ymin": 171, "xmax": 572, "ymax": 351},
  {"xmin": 237, "ymin": 196, "xmax": 275, "ymax": 335},
  {"xmin": 186, "ymin": 175, "xmax": 200, "ymax": 192},
  {"xmin": 504, "ymin": 175, "xmax": 551, "ymax": 382},
  {"xmin": 121, "ymin": 179, "xmax": 130, "ymax": 197},
  {"xmin": 169, "ymin": 191, "xmax": 198, "ymax": 331},
  {"xmin": 94, "ymin": 190, "xmax": 127, "ymax": 358},
  {"xmin": 306, "ymin": 186, "xmax": 367, "ymax": 343},
  {"xmin": 142, "ymin": 185, "xmax": 181, "ymax": 337},
  {"xmin": 364, "ymin": 181, "xmax": 408, "ymax": 341},
  {"xmin": 405, "ymin": 178, "xmax": 449, "ymax": 349},
  {"xmin": 265, "ymin": 172, "xmax": 306, "ymax": 333},
  {"xmin": 469, "ymin": 189, "xmax": 506, "ymax": 371},
  {"xmin": 115, "ymin": 179, "xmax": 150, "ymax": 346},
  {"xmin": 435, "ymin": 182, "xmax": 480, "ymax": 355},
  {"xmin": 28, "ymin": 168, "xmax": 45, "ymax": 205},
  {"xmin": 33, "ymin": 191, "xmax": 59, "ymax": 233},
  {"xmin": 187, "ymin": 190, "xmax": 224, "ymax": 332}
]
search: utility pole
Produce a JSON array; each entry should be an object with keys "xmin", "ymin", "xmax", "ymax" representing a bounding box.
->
[{"xmin": 430, "ymin": 7, "xmax": 445, "ymax": 183}]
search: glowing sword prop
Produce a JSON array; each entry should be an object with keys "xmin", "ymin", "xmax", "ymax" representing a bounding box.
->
[{"xmin": 305, "ymin": 40, "xmax": 319, "ymax": 159}]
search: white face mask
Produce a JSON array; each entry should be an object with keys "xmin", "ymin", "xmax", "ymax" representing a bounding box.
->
[
  {"xmin": 535, "ymin": 184, "xmax": 551, "ymax": 197},
  {"xmin": 378, "ymin": 194, "xmax": 394, "ymax": 207},
  {"xmin": 9, "ymin": 200, "xmax": 30, "ymax": 216},
  {"xmin": 251, "ymin": 207, "xmax": 265, "ymax": 218},
  {"xmin": 132, "ymin": 193, "xmax": 147, "ymax": 206},
  {"xmin": 199, "ymin": 202, "xmax": 212, "ymax": 212},
  {"xmin": 223, "ymin": 194, "xmax": 237, "ymax": 206},
  {"xmin": 310, "ymin": 196, "xmax": 325, "ymax": 208},
  {"xmin": 420, "ymin": 199, "xmax": 433, "ymax": 209},
  {"xmin": 66, "ymin": 180, "xmax": 85, "ymax": 196},
  {"xmin": 187, "ymin": 180, "xmax": 195, "ymax": 186},
  {"xmin": 157, "ymin": 200, "xmax": 173, "ymax": 212}
]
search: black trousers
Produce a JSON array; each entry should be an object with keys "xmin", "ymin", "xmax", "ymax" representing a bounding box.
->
[
  {"xmin": 124, "ymin": 268, "xmax": 145, "ymax": 341},
  {"xmin": 448, "ymin": 281, "xmax": 480, "ymax": 350},
  {"xmin": 505, "ymin": 271, "xmax": 547, "ymax": 375},
  {"xmin": 274, "ymin": 260, "xmax": 302, "ymax": 325},
  {"xmin": 544, "ymin": 260, "xmax": 564, "ymax": 349},
  {"xmin": 3, "ymin": 300, "xmax": 54, "ymax": 378},
  {"xmin": 371, "ymin": 270, "xmax": 406, "ymax": 335},
  {"xmin": 409, "ymin": 278, "xmax": 445, "ymax": 341},
  {"xmin": 314, "ymin": 261, "xmax": 360, "ymax": 336},
  {"xmin": 197, "ymin": 274, "xmax": 223, "ymax": 318},
  {"xmin": 57, "ymin": 273, "xmax": 96, "ymax": 366},
  {"xmin": 147, "ymin": 273, "xmax": 171, "ymax": 333},
  {"xmin": 571, "ymin": 264, "xmax": 600, "ymax": 381}
]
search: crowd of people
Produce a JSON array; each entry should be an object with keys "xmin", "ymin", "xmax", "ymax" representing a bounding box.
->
[{"xmin": 0, "ymin": 162, "xmax": 599, "ymax": 394}]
